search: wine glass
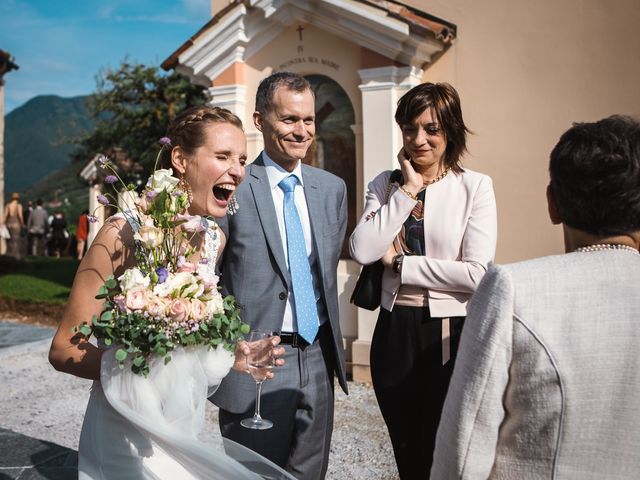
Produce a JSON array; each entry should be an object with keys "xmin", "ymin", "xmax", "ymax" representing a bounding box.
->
[{"xmin": 240, "ymin": 329, "xmax": 275, "ymax": 430}]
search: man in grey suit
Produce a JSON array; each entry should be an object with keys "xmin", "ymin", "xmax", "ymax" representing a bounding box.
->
[
  {"xmin": 27, "ymin": 198, "xmax": 48, "ymax": 256},
  {"xmin": 431, "ymin": 115, "xmax": 640, "ymax": 478},
  {"xmin": 211, "ymin": 72, "xmax": 348, "ymax": 480}
]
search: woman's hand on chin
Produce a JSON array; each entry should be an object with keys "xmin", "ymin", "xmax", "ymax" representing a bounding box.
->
[{"xmin": 397, "ymin": 148, "xmax": 422, "ymax": 196}]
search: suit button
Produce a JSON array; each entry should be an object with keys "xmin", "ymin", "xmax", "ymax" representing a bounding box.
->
[{"xmin": 279, "ymin": 292, "xmax": 287, "ymax": 300}]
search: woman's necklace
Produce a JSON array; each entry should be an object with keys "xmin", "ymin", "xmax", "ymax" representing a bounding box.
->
[
  {"xmin": 575, "ymin": 243, "xmax": 639, "ymax": 255},
  {"xmin": 421, "ymin": 167, "xmax": 450, "ymax": 189}
]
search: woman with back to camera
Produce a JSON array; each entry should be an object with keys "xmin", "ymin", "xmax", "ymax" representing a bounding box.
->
[
  {"xmin": 432, "ymin": 116, "xmax": 640, "ymax": 478},
  {"xmin": 350, "ymin": 82, "xmax": 497, "ymax": 478},
  {"xmin": 49, "ymin": 105, "xmax": 288, "ymax": 480},
  {"xmin": 2, "ymin": 192, "xmax": 25, "ymax": 259}
]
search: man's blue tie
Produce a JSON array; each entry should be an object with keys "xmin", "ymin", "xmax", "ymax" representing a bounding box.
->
[{"xmin": 278, "ymin": 175, "xmax": 319, "ymax": 344}]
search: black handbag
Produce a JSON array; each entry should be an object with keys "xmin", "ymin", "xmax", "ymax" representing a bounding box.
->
[
  {"xmin": 350, "ymin": 170, "xmax": 403, "ymax": 311},
  {"xmin": 350, "ymin": 260, "xmax": 384, "ymax": 310}
]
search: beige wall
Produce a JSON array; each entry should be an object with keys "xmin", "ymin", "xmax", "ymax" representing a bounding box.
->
[{"xmin": 402, "ymin": 0, "xmax": 640, "ymax": 262}]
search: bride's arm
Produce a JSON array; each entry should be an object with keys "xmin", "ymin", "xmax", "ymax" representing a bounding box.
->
[{"xmin": 49, "ymin": 217, "xmax": 134, "ymax": 380}]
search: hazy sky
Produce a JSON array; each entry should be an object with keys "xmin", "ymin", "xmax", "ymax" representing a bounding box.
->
[{"xmin": 0, "ymin": 0, "xmax": 210, "ymax": 114}]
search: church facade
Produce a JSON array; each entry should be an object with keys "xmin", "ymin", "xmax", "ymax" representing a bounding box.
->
[{"xmin": 163, "ymin": 0, "xmax": 640, "ymax": 381}]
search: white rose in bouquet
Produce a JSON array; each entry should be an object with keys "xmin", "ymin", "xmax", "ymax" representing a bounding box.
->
[
  {"xmin": 153, "ymin": 271, "xmax": 201, "ymax": 298},
  {"xmin": 118, "ymin": 267, "xmax": 150, "ymax": 291},
  {"xmin": 207, "ymin": 292, "xmax": 225, "ymax": 316},
  {"xmin": 147, "ymin": 168, "xmax": 179, "ymax": 193},
  {"xmin": 134, "ymin": 225, "xmax": 165, "ymax": 249}
]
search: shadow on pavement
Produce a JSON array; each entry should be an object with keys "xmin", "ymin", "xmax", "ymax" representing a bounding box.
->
[{"xmin": 0, "ymin": 427, "xmax": 76, "ymax": 479}]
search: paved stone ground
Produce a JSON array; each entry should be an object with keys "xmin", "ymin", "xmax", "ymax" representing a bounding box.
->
[{"xmin": 0, "ymin": 320, "xmax": 398, "ymax": 479}]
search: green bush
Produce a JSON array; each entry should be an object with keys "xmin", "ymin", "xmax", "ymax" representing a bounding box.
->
[{"xmin": 0, "ymin": 257, "xmax": 79, "ymax": 304}]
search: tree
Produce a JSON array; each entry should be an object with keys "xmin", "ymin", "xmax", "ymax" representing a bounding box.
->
[{"xmin": 75, "ymin": 60, "xmax": 207, "ymax": 185}]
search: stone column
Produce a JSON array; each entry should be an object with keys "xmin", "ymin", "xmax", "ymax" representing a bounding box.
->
[
  {"xmin": 0, "ymin": 51, "xmax": 19, "ymax": 255},
  {"xmin": 350, "ymin": 65, "xmax": 422, "ymax": 382},
  {"xmin": 0, "ymin": 81, "xmax": 5, "ymax": 254}
]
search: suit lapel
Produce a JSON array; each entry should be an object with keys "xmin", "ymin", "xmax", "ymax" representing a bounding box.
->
[
  {"xmin": 301, "ymin": 165, "xmax": 327, "ymax": 284},
  {"xmin": 249, "ymin": 157, "xmax": 290, "ymax": 284}
]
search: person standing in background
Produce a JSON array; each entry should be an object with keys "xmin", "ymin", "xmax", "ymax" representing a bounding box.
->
[
  {"xmin": 76, "ymin": 209, "xmax": 89, "ymax": 260},
  {"xmin": 24, "ymin": 200, "xmax": 34, "ymax": 256},
  {"xmin": 2, "ymin": 192, "xmax": 25, "ymax": 259},
  {"xmin": 50, "ymin": 211, "xmax": 68, "ymax": 258},
  {"xmin": 27, "ymin": 199, "xmax": 48, "ymax": 256}
]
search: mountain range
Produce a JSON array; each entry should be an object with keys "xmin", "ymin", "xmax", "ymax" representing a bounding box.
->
[
  {"xmin": 3, "ymin": 95, "xmax": 96, "ymax": 225},
  {"xmin": 4, "ymin": 94, "xmax": 95, "ymax": 196}
]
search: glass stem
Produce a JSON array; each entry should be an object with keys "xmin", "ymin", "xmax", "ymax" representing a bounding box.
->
[{"xmin": 254, "ymin": 380, "xmax": 264, "ymax": 419}]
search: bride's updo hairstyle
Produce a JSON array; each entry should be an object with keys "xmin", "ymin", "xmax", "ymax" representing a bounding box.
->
[{"xmin": 159, "ymin": 105, "xmax": 244, "ymax": 169}]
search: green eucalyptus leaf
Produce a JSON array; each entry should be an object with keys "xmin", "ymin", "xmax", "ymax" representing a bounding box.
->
[
  {"xmin": 79, "ymin": 324, "xmax": 92, "ymax": 336},
  {"xmin": 115, "ymin": 349, "xmax": 127, "ymax": 362}
]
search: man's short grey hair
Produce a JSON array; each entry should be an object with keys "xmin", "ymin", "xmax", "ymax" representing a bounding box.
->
[{"xmin": 255, "ymin": 72, "xmax": 314, "ymax": 115}]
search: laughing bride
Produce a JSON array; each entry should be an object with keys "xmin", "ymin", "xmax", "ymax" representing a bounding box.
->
[{"xmin": 49, "ymin": 105, "xmax": 291, "ymax": 480}]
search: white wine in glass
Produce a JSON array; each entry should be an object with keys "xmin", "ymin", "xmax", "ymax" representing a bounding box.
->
[{"xmin": 240, "ymin": 330, "xmax": 275, "ymax": 430}]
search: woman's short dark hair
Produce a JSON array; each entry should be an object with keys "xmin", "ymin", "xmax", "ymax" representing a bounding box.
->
[
  {"xmin": 159, "ymin": 105, "xmax": 244, "ymax": 169},
  {"xmin": 255, "ymin": 72, "xmax": 313, "ymax": 116},
  {"xmin": 395, "ymin": 82, "xmax": 470, "ymax": 173},
  {"xmin": 549, "ymin": 115, "xmax": 640, "ymax": 236}
]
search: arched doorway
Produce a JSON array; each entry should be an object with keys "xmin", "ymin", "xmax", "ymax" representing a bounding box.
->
[{"xmin": 303, "ymin": 74, "xmax": 356, "ymax": 258}]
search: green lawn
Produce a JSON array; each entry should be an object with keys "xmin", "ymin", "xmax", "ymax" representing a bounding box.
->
[{"xmin": 0, "ymin": 257, "xmax": 79, "ymax": 304}]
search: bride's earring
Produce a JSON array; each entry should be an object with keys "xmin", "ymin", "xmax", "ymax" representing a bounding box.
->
[
  {"xmin": 227, "ymin": 195, "xmax": 239, "ymax": 215},
  {"xmin": 178, "ymin": 174, "xmax": 193, "ymax": 205}
]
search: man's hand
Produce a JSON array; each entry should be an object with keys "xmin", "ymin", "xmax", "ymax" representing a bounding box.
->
[{"xmin": 233, "ymin": 336, "xmax": 285, "ymax": 379}]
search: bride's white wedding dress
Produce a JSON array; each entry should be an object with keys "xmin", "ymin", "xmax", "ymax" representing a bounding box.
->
[{"xmin": 78, "ymin": 220, "xmax": 292, "ymax": 479}]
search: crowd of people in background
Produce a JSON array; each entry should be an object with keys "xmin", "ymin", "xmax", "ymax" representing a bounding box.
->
[{"xmin": 0, "ymin": 195, "xmax": 88, "ymax": 260}]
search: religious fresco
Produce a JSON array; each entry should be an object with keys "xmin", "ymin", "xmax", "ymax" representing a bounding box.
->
[{"xmin": 303, "ymin": 74, "xmax": 356, "ymax": 258}]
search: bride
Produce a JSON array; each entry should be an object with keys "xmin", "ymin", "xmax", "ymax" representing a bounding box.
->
[{"xmin": 49, "ymin": 106, "xmax": 291, "ymax": 479}]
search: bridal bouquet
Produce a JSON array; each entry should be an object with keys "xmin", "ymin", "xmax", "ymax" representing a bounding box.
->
[{"xmin": 76, "ymin": 141, "xmax": 249, "ymax": 376}]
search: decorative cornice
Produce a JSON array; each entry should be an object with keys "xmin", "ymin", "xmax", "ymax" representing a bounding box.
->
[
  {"xmin": 162, "ymin": 0, "xmax": 455, "ymax": 84},
  {"xmin": 358, "ymin": 65, "xmax": 423, "ymax": 91}
]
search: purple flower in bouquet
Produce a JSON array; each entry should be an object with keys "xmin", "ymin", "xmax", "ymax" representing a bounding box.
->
[
  {"xmin": 87, "ymin": 214, "xmax": 99, "ymax": 223},
  {"xmin": 96, "ymin": 154, "xmax": 110, "ymax": 168},
  {"xmin": 156, "ymin": 267, "xmax": 168, "ymax": 284},
  {"xmin": 146, "ymin": 190, "xmax": 158, "ymax": 200},
  {"xmin": 97, "ymin": 194, "xmax": 109, "ymax": 205},
  {"xmin": 159, "ymin": 136, "xmax": 172, "ymax": 147},
  {"xmin": 105, "ymin": 175, "xmax": 118, "ymax": 184}
]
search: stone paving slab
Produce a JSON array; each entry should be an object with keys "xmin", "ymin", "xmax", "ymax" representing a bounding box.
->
[
  {"xmin": 0, "ymin": 322, "xmax": 54, "ymax": 349},
  {"xmin": 0, "ymin": 428, "xmax": 77, "ymax": 480}
]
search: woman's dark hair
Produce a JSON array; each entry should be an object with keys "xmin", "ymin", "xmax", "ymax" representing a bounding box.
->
[
  {"xmin": 159, "ymin": 105, "xmax": 244, "ymax": 169},
  {"xmin": 395, "ymin": 82, "xmax": 470, "ymax": 173},
  {"xmin": 549, "ymin": 115, "xmax": 640, "ymax": 236},
  {"xmin": 255, "ymin": 72, "xmax": 313, "ymax": 116}
]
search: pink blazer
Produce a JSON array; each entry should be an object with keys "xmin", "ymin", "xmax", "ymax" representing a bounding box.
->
[{"xmin": 349, "ymin": 168, "xmax": 497, "ymax": 318}]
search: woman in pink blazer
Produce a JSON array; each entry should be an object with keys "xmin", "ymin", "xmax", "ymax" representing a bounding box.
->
[{"xmin": 349, "ymin": 82, "xmax": 497, "ymax": 478}]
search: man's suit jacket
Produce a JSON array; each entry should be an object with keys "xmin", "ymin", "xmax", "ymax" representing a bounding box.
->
[
  {"xmin": 27, "ymin": 206, "xmax": 49, "ymax": 234},
  {"xmin": 349, "ymin": 168, "xmax": 497, "ymax": 318},
  {"xmin": 431, "ymin": 250, "xmax": 640, "ymax": 479},
  {"xmin": 212, "ymin": 155, "xmax": 348, "ymax": 412}
]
